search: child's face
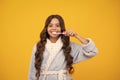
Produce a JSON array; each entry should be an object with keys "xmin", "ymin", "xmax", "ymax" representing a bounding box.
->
[{"xmin": 47, "ymin": 18, "xmax": 61, "ymax": 39}]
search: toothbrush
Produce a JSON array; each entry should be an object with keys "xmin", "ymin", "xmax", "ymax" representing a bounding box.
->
[{"xmin": 52, "ymin": 32, "xmax": 65, "ymax": 34}]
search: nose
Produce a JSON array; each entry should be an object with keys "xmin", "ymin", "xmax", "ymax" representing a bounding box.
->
[{"xmin": 52, "ymin": 25, "xmax": 57, "ymax": 29}]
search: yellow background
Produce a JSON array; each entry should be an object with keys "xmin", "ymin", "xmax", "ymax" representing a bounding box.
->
[{"xmin": 0, "ymin": 0, "xmax": 120, "ymax": 80}]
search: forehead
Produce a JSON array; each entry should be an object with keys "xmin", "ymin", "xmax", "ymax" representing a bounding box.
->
[{"xmin": 50, "ymin": 18, "xmax": 60, "ymax": 24}]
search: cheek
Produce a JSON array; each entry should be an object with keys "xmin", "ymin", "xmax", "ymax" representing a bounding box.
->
[{"xmin": 58, "ymin": 27, "xmax": 61, "ymax": 31}]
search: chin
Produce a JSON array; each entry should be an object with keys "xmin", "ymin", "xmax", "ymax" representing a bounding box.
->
[{"xmin": 50, "ymin": 35, "xmax": 59, "ymax": 38}]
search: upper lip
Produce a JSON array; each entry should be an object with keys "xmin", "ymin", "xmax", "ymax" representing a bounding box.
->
[{"xmin": 52, "ymin": 31, "xmax": 57, "ymax": 32}]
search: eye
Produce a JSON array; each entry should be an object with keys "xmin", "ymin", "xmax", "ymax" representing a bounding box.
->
[
  {"xmin": 48, "ymin": 24, "xmax": 53, "ymax": 27},
  {"xmin": 56, "ymin": 24, "xmax": 60, "ymax": 27}
]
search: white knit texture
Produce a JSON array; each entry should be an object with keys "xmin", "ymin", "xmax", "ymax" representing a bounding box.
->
[{"xmin": 42, "ymin": 37, "xmax": 66, "ymax": 80}]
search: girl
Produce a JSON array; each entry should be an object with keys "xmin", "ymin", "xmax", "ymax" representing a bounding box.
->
[{"xmin": 28, "ymin": 14, "xmax": 98, "ymax": 80}]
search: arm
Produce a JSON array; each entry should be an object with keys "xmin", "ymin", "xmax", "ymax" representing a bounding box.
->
[
  {"xmin": 64, "ymin": 29, "xmax": 89, "ymax": 44},
  {"xmin": 28, "ymin": 44, "xmax": 37, "ymax": 80},
  {"xmin": 64, "ymin": 30, "xmax": 98, "ymax": 63},
  {"xmin": 74, "ymin": 33, "xmax": 98, "ymax": 57},
  {"xmin": 74, "ymin": 33, "xmax": 89, "ymax": 44}
]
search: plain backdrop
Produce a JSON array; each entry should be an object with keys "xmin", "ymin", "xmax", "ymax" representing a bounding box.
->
[{"xmin": 0, "ymin": 0, "xmax": 120, "ymax": 80}]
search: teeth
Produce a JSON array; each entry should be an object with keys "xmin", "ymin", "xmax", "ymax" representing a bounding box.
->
[
  {"xmin": 52, "ymin": 32, "xmax": 57, "ymax": 34},
  {"xmin": 52, "ymin": 32, "xmax": 61, "ymax": 34},
  {"xmin": 52, "ymin": 32, "xmax": 65, "ymax": 34}
]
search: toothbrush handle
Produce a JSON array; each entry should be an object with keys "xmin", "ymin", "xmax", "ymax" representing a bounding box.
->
[{"xmin": 61, "ymin": 32, "xmax": 65, "ymax": 34}]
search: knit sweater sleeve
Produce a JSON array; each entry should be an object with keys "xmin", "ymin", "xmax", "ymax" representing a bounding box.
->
[
  {"xmin": 70, "ymin": 38, "xmax": 98, "ymax": 63},
  {"xmin": 28, "ymin": 43, "xmax": 37, "ymax": 80}
]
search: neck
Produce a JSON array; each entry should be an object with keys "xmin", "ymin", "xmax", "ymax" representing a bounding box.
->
[{"xmin": 49, "ymin": 37, "xmax": 59, "ymax": 43}]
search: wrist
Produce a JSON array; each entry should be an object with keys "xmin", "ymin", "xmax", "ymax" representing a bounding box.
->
[
  {"xmin": 74, "ymin": 33, "xmax": 79, "ymax": 39},
  {"xmin": 74, "ymin": 34, "xmax": 89, "ymax": 44}
]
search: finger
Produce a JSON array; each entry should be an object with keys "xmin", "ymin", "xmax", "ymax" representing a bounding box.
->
[
  {"xmin": 65, "ymin": 31, "xmax": 69, "ymax": 36},
  {"xmin": 64, "ymin": 30, "xmax": 75, "ymax": 36},
  {"xmin": 63, "ymin": 31, "xmax": 68, "ymax": 36},
  {"xmin": 71, "ymin": 33, "xmax": 74, "ymax": 36}
]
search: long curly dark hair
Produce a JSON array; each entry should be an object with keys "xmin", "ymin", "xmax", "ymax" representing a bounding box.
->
[{"xmin": 35, "ymin": 14, "xmax": 74, "ymax": 80}]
